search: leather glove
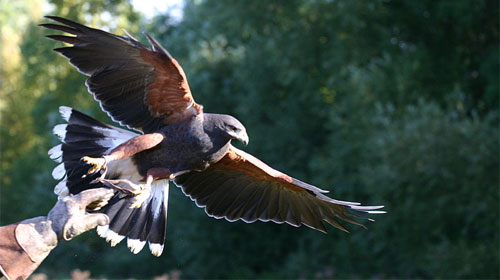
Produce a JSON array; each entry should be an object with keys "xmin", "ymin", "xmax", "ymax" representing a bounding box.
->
[{"xmin": 15, "ymin": 188, "xmax": 114, "ymax": 263}]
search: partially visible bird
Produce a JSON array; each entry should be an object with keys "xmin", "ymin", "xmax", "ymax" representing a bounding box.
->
[{"xmin": 42, "ymin": 16, "xmax": 384, "ymax": 257}]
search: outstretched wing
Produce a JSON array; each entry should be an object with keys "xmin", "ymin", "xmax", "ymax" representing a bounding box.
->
[
  {"xmin": 41, "ymin": 16, "xmax": 203, "ymax": 133},
  {"xmin": 174, "ymin": 146, "xmax": 385, "ymax": 233}
]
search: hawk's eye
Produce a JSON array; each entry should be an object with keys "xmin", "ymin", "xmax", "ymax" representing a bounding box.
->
[{"xmin": 228, "ymin": 125, "xmax": 238, "ymax": 132}]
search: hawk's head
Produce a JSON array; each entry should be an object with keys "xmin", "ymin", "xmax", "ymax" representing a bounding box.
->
[
  {"xmin": 223, "ymin": 116, "xmax": 249, "ymax": 146},
  {"xmin": 208, "ymin": 114, "xmax": 249, "ymax": 146}
]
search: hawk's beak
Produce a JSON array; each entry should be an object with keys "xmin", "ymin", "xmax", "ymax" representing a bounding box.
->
[
  {"xmin": 238, "ymin": 131, "xmax": 249, "ymax": 146},
  {"xmin": 229, "ymin": 129, "xmax": 249, "ymax": 146}
]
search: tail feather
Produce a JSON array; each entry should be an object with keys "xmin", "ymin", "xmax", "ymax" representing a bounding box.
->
[
  {"xmin": 148, "ymin": 180, "xmax": 169, "ymax": 256},
  {"xmin": 49, "ymin": 106, "xmax": 168, "ymax": 256},
  {"xmin": 116, "ymin": 209, "xmax": 139, "ymax": 237},
  {"xmin": 96, "ymin": 180, "xmax": 169, "ymax": 256},
  {"xmin": 127, "ymin": 203, "xmax": 152, "ymax": 240},
  {"xmin": 102, "ymin": 193, "xmax": 131, "ymax": 221}
]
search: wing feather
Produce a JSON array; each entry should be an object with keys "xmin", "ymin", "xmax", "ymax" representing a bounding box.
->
[
  {"xmin": 254, "ymin": 185, "xmax": 273, "ymax": 220},
  {"xmin": 174, "ymin": 146, "xmax": 385, "ymax": 233},
  {"xmin": 41, "ymin": 16, "xmax": 202, "ymax": 132}
]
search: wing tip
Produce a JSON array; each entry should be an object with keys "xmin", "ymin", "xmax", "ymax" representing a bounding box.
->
[
  {"xmin": 349, "ymin": 205, "xmax": 386, "ymax": 214},
  {"xmin": 43, "ymin": 15, "xmax": 84, "ymax": 28},
  {"xmin": 313, "ymin": 224, "xmax": 328, "ymax": 234},
  {"xmin": 45, "ymin": 34, "xmax": 79, "ymax": 44},
  {"xmin": 39, "ymin": 18, "xmax": 82, "ymax": 35},
  {"xmin": 143, "ymin": 32, "xmax": 173, "ymax": 59},
  {"xmin": 367, "ymin": 210, "xmax": 386, "ymax": 214},
  {"xmin": 44, "ymin": 15, "xmax": 61, "ymax": 20},
  {"xmin": 52, "ymin": 47, "xmax": 69, "ymax": 54}
]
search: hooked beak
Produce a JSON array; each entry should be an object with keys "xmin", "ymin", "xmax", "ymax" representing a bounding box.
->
[
  {"xmin": 228, "ymin": 129, "xmax": 249, "ymax": 146},
  {"xmin": 239, "ymin": 132, "xmax": 249, "ymax": 146},
  {"xmin": 236, "ymin": 131, "xmax": 249, "ymax": 146}
]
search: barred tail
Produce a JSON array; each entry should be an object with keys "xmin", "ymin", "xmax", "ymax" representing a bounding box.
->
[{"xmin": 49, "ymin": 106, "xmax": 168, "ymax": 256}]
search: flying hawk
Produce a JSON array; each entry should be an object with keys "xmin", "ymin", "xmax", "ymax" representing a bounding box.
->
[{"xmin": 42, "ymin": 16, "xmax": 384, "ymax": 257}]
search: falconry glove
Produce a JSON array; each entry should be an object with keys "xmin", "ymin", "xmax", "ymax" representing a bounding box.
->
[{"xmin": 15, "ymin": 188, "xmax": 114, "ymax": 263}]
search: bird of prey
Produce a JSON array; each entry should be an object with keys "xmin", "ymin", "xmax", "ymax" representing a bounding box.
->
[{"xmin": 42, "ymin": 16, "xmax": 384, "ymax": 257}]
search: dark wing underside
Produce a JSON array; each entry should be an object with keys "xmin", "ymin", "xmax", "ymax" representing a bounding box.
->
[
  {"xmin": 174, "ymin": 146, "xmax": 384, "ymax": 233},
  {"xmin": 41, "ymin": 16, "xmax": 202, "ymax": 133}
]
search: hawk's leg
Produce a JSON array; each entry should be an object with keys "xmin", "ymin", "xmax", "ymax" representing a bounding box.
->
[
  {"xmin": 82, "ymin": 132, "xmax": 165, "ymax": 174},
  {"xmin": 91, "ymin": 178, "xmax": 142, "ymax": 195},
  {"xmin": 130, "ymin": 168, "xmax": 173, "ymax": 209}
]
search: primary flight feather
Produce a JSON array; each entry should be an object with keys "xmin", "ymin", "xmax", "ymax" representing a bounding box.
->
[{"xmin": 42, "ymin": 16, "xmax": 384, "ymax": 257}]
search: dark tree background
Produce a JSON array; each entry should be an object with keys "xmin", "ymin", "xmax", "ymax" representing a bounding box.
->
[{"xmin": 1, "ymin": 0, "xmax": 498, "ymax": 278}]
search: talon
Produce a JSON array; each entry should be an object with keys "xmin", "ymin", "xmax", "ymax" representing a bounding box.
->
[
  {"xmin": 90, "ymin": 178, "xmax": 103, "ymax": 184},
  {"xmin": 130, "ymin": 189, "xmax": 143, "ymax": 195},
  {"xmin": 102, "ymin": 180, "xmax": 135, "ymax": 195},
  {"xmin": 82, "ymin": 156, "xmax": 107, "ymax": 174},
  {"xmin": 129, "ymin": 187, "xmax": 152, "ymax": 208}
]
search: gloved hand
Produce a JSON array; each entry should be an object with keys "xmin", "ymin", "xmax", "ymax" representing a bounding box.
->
[
  {"xmin": 47, "ymin": 187, "xmax": 114, "ymax": 241},
  {"xmin": 15, "ymin": 188, "xmax": 114, "ymax": 263}
]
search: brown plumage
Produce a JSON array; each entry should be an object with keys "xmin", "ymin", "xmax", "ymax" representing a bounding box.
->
[
  {"xmin": 43, "ymin": 16, "xmax": 384, "ymax": 257},
  {"xmin": 42, "ymin": 16, "xmax": 202, "ymax": 132}
]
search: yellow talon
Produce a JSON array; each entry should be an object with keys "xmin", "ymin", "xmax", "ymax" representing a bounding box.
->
[
  {"xmin": 82, "ymin": 156, "xmax": 107, "ymax": 174},
  {"xmin": 129, "ymin": 187, "xmax": 152, "ymax": 208}
]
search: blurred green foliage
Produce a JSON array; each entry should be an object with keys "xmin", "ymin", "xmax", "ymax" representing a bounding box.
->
[{"xmin": 0, "ymin": 0, "xmax": 498, "ymax": 278}]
